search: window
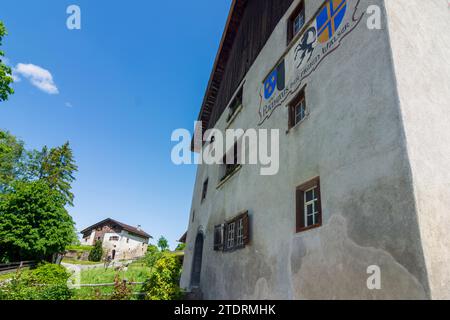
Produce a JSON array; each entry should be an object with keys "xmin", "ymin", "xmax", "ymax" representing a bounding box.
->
[
  {"xmin": 214, "ymin": 211, "xmax": 250, "ymax": 252},
  {"xmin": 213, "ymin": 224, "xmax": 225, "ymax": 251},
  {"xmin": 227, "ymin": 87, "xmax": 243, "ymax": 123},
  {"xmin": 201, "ymin": 179, "xmax": 208, "ymax": 202},
  {"xmin": 288, "ymin": 88, "xmax": 307, "ymax": 129},
  {"xmin": 221, "ymin": 142, "xmax": 240, "ymax": 182},
  {"xmin": 296, "ymin": 177, "xmax": 322, "ymax": 232},
  {"xmin": 126, "ymin": 238, "xmax": 129, "ymax": 243},
  {"xmin": 109, "ymin": 236, "xmax": 119, "ymax": 241},
  {"xmin": 192, "ymin": 210, "xmax": 196, "ymax": 223},
  {"xmin": 227, "ymin": 222, "xmax": 235, "ymax": 250},
  {"xmin": 288, "ymin": 1, "xmax": 305, "ymax": 44}
]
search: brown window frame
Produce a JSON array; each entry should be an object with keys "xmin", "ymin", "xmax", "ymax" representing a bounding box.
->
[
  {"xmin": 296, "ymin": 177, "xmax": 322, "ymax": 233},
  {"xmin": 201, "ymin": 178, "xmax": 209, "ymax": 202},
  {"xmin": 288, "ymin": 88, "xmax": 307, "ymax": 130},
  {"xmin": 287, "ymin": 1, "xmax": 306, "ymax": 45},
  {"xmin": 214, "ymin": 211, "xmax": 250, "ymax": 252}
]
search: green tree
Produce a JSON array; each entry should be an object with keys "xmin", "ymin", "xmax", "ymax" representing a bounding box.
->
[
  {"xmin": 0, "ymin": 21, "xmax": 14, "ymax": 102},
  {"xmin": 141, "ymin": 252, "xmax": 182, "ymax": 300},
  {"xmin": 24, "ymin": 143, "xmax": 78, "ymax": 206},
  {"xmin": 0, "ymin": 180, "xmax": 76, "ymax": 262},
  {"xmin": 88, "ymin": 240, "xmax": 103, "ymax": 262},
  {"xmin": 175, "ymin": 243, "xmax": 186, "ymax": 251},
  {"xmin": 157, "ymin": 236, "xmax": 169, "ymax": 252},
  {"xmin": 0, "ymin": 130, "xmax": 24, "ymax": 190}
]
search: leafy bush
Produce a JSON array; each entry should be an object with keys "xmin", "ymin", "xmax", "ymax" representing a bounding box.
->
[
  {"xmin": 141, "ymin": 252, "xmax": 182, "ymax": 300},
  {"xmin": 88, "ymin": 240, "xmax": 103, "ymax": 262},
  {"xmin": 110, "ymin": 274, "xmax": 133, "ymax": 300},
  {"xmin": 0, "ymin": 263, "xmax": 72, "ymax": 300}
]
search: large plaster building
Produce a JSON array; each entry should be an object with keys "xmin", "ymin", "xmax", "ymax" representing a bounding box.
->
[
  {"xmin": 180, "ymin": 0, "xmax": 450, "ymax": 299},
  {"xmin": 80, "ymin": 218, "xmax": 151, "ymax": 260}
]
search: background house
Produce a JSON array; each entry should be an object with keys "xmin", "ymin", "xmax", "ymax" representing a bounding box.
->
[{"xmin": 80, "ymin": 218, "xmax": 151, "ymax": 260}]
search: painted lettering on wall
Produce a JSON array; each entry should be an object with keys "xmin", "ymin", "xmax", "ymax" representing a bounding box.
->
[{"xmin": 258, "ymin": 0, "xmax": 366, "ymax": 126}]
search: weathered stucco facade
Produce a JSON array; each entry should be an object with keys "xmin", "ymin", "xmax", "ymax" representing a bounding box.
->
[{"xmin": 181, "ymin": 0, "xmax": 450, "ymax": 299}]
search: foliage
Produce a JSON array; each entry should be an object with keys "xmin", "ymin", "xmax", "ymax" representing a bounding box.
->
[
  {"xmin": 0, "ymin": 130, "xmax": 24, "ymax": 191},
  {"xmin": 141, "ymin": 252, "xmax": 182, "ymax": 300},
  {"xmin": 175, "ymin": 243, "xmax": 186, "ymax": 251},
  {"xmin": 88, "ymin": 240, "xmax": 103, "ymax": 262},
  {"xmin": 0, "ymin": 263, "xmax": 72, "ymax": 300},
  {"xmin": 143, "ymin": 248, "xmax": 163, "ymax": 272},
  {"xmin": 72, "ymin": 262, "xmax": 151, "ymax": 300},
  {"xmin": 157, "ymin": 236, "xmax": 169, "ymax": 252},
  {"xmin": 21, "ymin": 143, "xmax": 78, "ymax": 206},
  {"xmin": 0, "ymin": 130, "xmax": 78, "ymax": 262},
  {"xmin": 0, "ymin": 21, "xmax": 14, "ymax": 102},
  {"xmin": 0, "ymin": 180, "xmax": 76, "ymax": 262},
  {"xmin": 110, "ymin": 274, "xmax": 133, "ymax": 300}
]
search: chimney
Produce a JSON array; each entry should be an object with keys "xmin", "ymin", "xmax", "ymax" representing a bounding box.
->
[{"xmin": 137, "ymin": 225, "xmax": 142, "ymax": 231}]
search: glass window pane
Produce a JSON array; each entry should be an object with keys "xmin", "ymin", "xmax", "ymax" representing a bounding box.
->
[
  {"xmin": 307, "ymin": 204, "xmax": 314, "ymax": 215},
  {"xmin": 307, "ymin": 215, "xmax": 314, "ymax": 227},
  {"xmin": 305, "ymin": 190, "xmax": 314, "ymax": 202}
]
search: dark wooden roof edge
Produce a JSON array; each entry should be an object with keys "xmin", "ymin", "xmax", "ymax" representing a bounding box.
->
[
  {"xmin": 192, "ymin": 0, "xmax": 248, "ymax": 152},
  {"xmin": 178, "ymin": 231, "xmax": 187, "ymax": 243},
  {"xmin": 80, "ymin": 218, "xmax": 152, "ymax": 239}
]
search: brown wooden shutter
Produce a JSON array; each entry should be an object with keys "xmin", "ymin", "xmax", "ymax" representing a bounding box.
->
[
  {"xmin": 242, "ymin": 211, "xmax": 250, "ymax": 245},
  {"xmin": 316, "ymin": 181, "xmax": 323, "ymax": 226},
  {"xmin": 296, "ymin": 188, "xmax": 305, "ymax": 232}
]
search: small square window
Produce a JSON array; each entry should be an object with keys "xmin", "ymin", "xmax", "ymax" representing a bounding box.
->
[
  {"xmin": 288, "ymin": 1, "xmax": 305, "ymax": 44},
  {"xmin": 296, "ymin": 177, "xmax": 322, "ymax": 232},
  {"xmin": 227, "ymin": 87, "xmax": 243, "ymax": 123},
  {"xmin": 288, "ymin": 88, "xmax": 307, "ymax": 130}
]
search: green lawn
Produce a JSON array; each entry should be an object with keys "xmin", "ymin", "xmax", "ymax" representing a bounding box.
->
[
  {"xmin": 0, "ymin": 268, "xmax": 30, "ymax": 282},
  {"xmin": 71, "ymin": 263, "xmax": 151, "ymax": 300},
  {"xmin": 62, "ymin": 258, "xmax": 101, "ymax": 265},
  {"xmin": 65, "ymin": 245, "xmax": 93, "ymax": 252}
]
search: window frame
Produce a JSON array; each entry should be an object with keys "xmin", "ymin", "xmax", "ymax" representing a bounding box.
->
[
  {"xmin": 296, "ymin": 177, "xmax": 322, "ymax": 233},
  {"xmin": 288, "ymin": 88, "xmax": 307, "ymax": 130},
  {"xmin": 287, "ymin": 1, "xmax": 306, "ymax": 45},
  {"xmin": 226, "ymin": 86, "xmax": 244, "ymax": 124},
  {"xmin": 201, "ymin": 178, "xmax": 209, "ymax": 202},
  {"xmin": 214, "ymin": 211, "xmax": 249, "ymax": 252}
]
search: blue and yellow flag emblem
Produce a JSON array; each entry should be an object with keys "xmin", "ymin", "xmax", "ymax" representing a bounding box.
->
[
  {"xmin": 316, "ymin": 0, "xmax": 347, "ymax": 44},
  {"xmin": 264, "ymin": 60, "xmax": 285, "ymax": 100}
]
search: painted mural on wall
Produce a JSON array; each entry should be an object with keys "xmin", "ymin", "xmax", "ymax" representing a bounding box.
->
[{"xmin": 258, "ymin": 0, "xmax": 366, "ymax": 126}]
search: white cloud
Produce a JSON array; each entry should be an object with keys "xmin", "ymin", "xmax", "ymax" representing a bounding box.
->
[
  {"xmin": 13, "ymin": 63, "xmax": 59, "ymax": 94},
  {"xmin": 65, "ymin": 102, "xmax": 73, "ymax": 108}
]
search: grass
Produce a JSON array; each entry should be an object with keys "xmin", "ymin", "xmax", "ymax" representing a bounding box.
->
[
  {"xmin": 71, "ymin": 263, "xmax": 151, "ymax": 300},
  {"xmin": 65, "ymin": 245, "xmax": 93, "ymax": 252},
  {"xmin": 0, "ymin": 268, "xmax": 30, "ymax": 282},
  {"xmin": 62, "ymin": 258, "xmax": 101, "ymax": 265}
]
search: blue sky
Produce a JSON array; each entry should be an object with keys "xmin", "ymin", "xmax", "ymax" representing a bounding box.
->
[{"xmin": 0, "ymin": 0, "xmax": 232, "ymax": 249}]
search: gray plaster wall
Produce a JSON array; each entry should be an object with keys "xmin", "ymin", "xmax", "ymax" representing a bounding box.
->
[
  {"xmin": 385, "ymin": 0, "xmax": 450, "ymax": 299},
  {"xmin": 180, "ymin": 0, "xmax": 439, "ymax": 299}
]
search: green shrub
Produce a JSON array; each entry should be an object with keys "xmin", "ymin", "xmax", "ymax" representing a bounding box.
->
[
  {"xmin": 141, "ymin": 252, "xmax": 182, "ymax": 300},
  {"xmin": 0, "ymin": 263, "xmax": 72, "ymax": 300},
  {"xmin": 88, "ymin": 240, "xmax": 103, "ymax": 262}
]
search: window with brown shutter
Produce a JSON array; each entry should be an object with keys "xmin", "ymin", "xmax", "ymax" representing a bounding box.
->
[
  {"xmin": 213, "ymin": 224, "xmax": 224, "ymax": 251},
  {"xmin": 214, "ymin": 211, "xmax": 249, "ymax": 252},
  {"xmin": 287, "ymin": 1, "xmax": 306, "ymax": 45},
  {"xmin": 296, "ymin": 177, "xmax": 322, "ymax": 233}
]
